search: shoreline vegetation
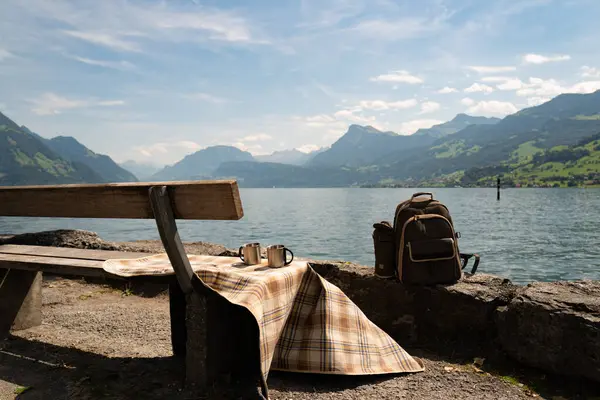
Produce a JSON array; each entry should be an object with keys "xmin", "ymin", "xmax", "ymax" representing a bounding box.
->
[{"xmin": 358, "ymin": 180, "xmax": 600, "ymax": 188}]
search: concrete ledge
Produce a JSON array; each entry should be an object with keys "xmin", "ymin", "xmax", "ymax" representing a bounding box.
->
[
  {"xmin": 495, "ymin": 280, "xmax": 600, "ymax": 383},
  {"xmin": 2, "ymin": 230, "xmax": 599, "ymax": 384},
  {"xmin": 309, "ymin": 260, "xmax": 600, "ymax": 383}
]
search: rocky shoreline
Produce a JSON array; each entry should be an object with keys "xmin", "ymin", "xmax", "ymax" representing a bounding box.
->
[{"xmin": 2, "ymin": 229, "xmax": 600, "ymax": 399}]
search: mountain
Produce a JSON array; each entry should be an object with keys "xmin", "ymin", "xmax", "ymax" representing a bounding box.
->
[
  {"xmin": 41, "ymin": 136, "xmax": 137, "ymax": 182},
  {"xmin": 214, "ymin": 161, "xmax": 369, "ymax": 188},
  {"xmin": 151, "ymin": 145, "xmax": 254, "ymax": 181},
  {"xmin": 378, "ymin": 90, "xmax": 600, "ymax": 185},
  {"xmin": 0, "ymin": 112, "xmax": 104, "ymax": 185},
  {"xmin": 119, "ymin": 160, "xmax": 163, "ymax": 181},
  {"xmin": 211, "ymin": 91, "xmax": 600, "ymax": 187},
  {"xmin": 254, "ymin": 147, "xmax": 327, "ymax": 165},
  {"xmin": 308, "ymin": 124, "xmax": 437, "ymax": 167},
  {"xmin": 413, "ymin": 114, "xmax": 501, "ymax": 138}
]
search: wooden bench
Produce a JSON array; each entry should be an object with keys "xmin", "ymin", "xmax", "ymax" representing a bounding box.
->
[{"xmin": 0, "ymin": 181, "xmax": 264, "ymax": 396}]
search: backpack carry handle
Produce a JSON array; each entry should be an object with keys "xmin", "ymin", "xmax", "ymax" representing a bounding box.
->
[{"xmin": 411, "ymin": 192, "xmax": 434, "ymax": 200}]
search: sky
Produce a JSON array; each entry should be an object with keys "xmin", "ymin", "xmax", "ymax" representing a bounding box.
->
[{"xmin": 1, "ymin": 0, "xmax": 600, "ymax": 166}]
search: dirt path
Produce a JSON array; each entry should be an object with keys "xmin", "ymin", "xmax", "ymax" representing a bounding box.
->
[{"xmin": 0, "ymin": 277, "xmax": 549, "ymax": 400}]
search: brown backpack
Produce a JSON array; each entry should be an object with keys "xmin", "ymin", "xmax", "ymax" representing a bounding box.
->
[{"xmin": 392, "ymin": 192, "xmax": 479, "ymax": 284}]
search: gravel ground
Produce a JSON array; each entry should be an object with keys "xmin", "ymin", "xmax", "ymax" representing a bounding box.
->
[{"xmin": 0, "ymin": 276, "xmax": 542, "ymax": 400}]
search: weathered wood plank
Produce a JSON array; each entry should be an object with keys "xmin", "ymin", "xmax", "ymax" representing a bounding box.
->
[
  {"xmin": 0, "ymin": 180, "xmax": 243, "ymax": 220},
  {"xmin": 0, "ymin": 253, "xmax": 111, "ymax": 277},
  {"xmin": 0, "ymin": 253, "xmax": 177, "ymax": 284},
  {"xmin": 0, "ymin": 244, "xmax": 152, "ymax": 261},
  {"xmin": 149, "ymin": 186, "xmax": 195, "ymax": 295}
]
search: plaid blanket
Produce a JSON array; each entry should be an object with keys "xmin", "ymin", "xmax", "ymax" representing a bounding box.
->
[{"xmin": 103, "ymin": 254, "xmax": 424, "ymax": 381}]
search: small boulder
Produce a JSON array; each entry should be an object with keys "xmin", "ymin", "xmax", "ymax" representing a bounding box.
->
[{"xmin": 495, "ymin": 280, "xmax": 600, "ymax": 383}]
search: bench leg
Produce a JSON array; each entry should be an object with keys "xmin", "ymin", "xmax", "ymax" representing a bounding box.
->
[
  {"xmin": 184, "ymin": 286, "xmax": 267, "ymax": 399},
  {"xmin": 169, "ymin": 282, "xmax": 187, "ymax": 357},
  {"xmin": 0, "ymin": 269, "xmax": 42, "ymax": 337},
  {"xmin": 185, "ymin": 290, "xmax": 209, "ymax": 389}
]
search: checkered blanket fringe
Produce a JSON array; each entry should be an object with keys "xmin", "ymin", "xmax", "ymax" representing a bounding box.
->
[{"xmin": 103, "ymin": 254, "xmax": 424, "ymax": 381}]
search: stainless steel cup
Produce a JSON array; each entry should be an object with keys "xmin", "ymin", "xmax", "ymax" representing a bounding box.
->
[
  {"xmin": 238, "ymin": 242, "xmax": 261, "ymax": 265},
  {"xmin": 266, "ymin": 245, "xmax": 294, "ymax": 268}
]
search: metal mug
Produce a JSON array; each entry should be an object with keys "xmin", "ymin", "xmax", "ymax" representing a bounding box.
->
[
  {"xmin": 238, "ymin": 242, "xmax": 261, "ymax": 265},
  {"xmin": 266, "ymin": 245, "xmax": 294, "ymax": 268}
]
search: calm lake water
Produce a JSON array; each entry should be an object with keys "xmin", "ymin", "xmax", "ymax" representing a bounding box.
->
[{"xmin": 1, "ymin": 188, "xmax": 599, "ymax": 285}]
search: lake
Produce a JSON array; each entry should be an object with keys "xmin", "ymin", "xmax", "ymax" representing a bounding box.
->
[{"xmin": 1, "ymin": 188, "xmax": 599, "ymax": 285}]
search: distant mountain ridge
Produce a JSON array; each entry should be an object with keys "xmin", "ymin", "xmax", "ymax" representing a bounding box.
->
[
  {"xmin": 4, "ymin": 91, "xmax": 600, "ymax": 188},
  {"xmin": 0, "ymin": 112, "xmax": 105, "ymax": 185},
  {"xmin": 413, "ymin": 114, "xmax": 500, "ymax": 138},
  {"xmin": 308, "ymin": 124, "xmax": 436, "ymax": 167},
  {"xmin": 43, "ymin": 136, "xmax": 137, "ymax": 182},
  {"xmin": 151, "ymin": 145, "xmax": 254, "ymax": 181},
  {"xmin": 254, "ymin": 147, "xmax": 327, "ymax": 165},
  {"xmin": 213, "ymin": 91, "xmax": 600, "ymax": 187},
  {"xmin": 119, "ymin": 160, "xmax": 162, "ymax": 181}
]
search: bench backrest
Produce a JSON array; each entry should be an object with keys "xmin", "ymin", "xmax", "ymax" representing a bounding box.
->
[{"xmin": 0, "ymin": 180, "xmax": 243, "ymax": 220}]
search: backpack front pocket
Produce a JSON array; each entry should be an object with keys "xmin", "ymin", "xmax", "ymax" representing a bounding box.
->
[{"xmin": 407, "ymin": 237, "xmax": 457, "ymax": 262}]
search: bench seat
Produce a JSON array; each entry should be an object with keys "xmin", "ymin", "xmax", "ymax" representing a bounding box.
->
[
  {"xmin": 0, "ymin": 244, "xmax": 175, "ymax": 281},
  {"xmin": 0, "ymin": 181, "xmax": 266, "ymax": 398}
]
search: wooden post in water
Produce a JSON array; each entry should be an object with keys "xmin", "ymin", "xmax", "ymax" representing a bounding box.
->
[{"xmin": 497, "ymin": 176, "xmax": 501, "ymax": 201}]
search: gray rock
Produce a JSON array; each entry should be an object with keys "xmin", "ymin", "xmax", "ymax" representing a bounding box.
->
[
  {"xmin": 309, "ymin": 261, "xmax": 518, "ymax": 353},
  {"xmin": 495, "ymin": 280, "xmax": 600, "ymax": 382},
  {"xmin": 0, "ymin": 229, "xmax": 121, "ymax": 250},
  {"xmin": 3, "ymin": 229, "xmax": 600, "ymax": 384}
]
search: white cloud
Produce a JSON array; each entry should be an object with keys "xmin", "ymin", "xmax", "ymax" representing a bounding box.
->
[
  {"xmin": 359, "ymin": 99, "xmax": 418, "ymax": 111},
  {"xmin": 135, "ymin": 140, "xmax": 202, "ymax": 158},
  {"xmin": 581, "ymin": 66, "xmax": 600, "ymax": 79},
  {"xmin": 351, "ymin": 15, "xmax": 447, "ymax": 41},
  {"xmin": 497, "ymin": 78, "xmax": 524, "ymax": 91},
  {"xmin": 300, "ymin": 114, "xmax": 348, "ymax": 134},
  {"xmin": 522, "ymin": 54, "xmax": 571, "ymax": 64},
  {"xmin": 296, "ymin": 144, "xmax": 321, "ymax": 153},
  {"xmin": 333, "ymin": 108, "xmax": 375, "ymax": 123},
  {"xmin": 305, "ymin": 114, "xmax": 336, "ymax": 125},
  {"xmin": 464, "ymin": 83, "xmax": 494, "ymax": 93},
  {"xmin": 157, "ymin": 11, "xmax": 256, "ymax": 43},
  {"xmin": 370, "ymin": 70, "xmax": 423, "ymax": 84},
  {"xmin": 420, "ymin": 101, "xmax": 441, "ymax": 114},
  {"xmin": 494, "ymin": 77, "xmax": 600, "ymax": 98},
  {"xmin": 14, "ymin": 1, "xmax": 266, "ymax": 57},
  {"xmin": 569, "ymin": 80, "xmax": 600, "ymax": 94},
  {"xmin": 515, "ymin": 77, "xmax": 564, "ymax": 97},
  {"xmin": 527, "ymin": 97, "xmax": 551, "ymax": 106},
  {"xmin": 63, "ymin": 31, "xmax": 142, "ymax": 52},
  {"xmin": 467, "ymin": 66, "xmax": 517, "ymax": 74},
  {"xmin": 182, "ymin": 92, "xmax": 228, "ymax": 104},
  {"xmin": 231, "ymin": 142, "xmax": 265, "ymax": 154},
  {"xmin": 438, "ymin": 86, "xmax": 458, "ymax": 94},
  {"xmin": 399, "ymin": 119, "xmax": 444, "ymax": 135},
  {"xmin": 0, "ymin": 48, "xmax": 14, "ymax": 61},
  {"xmin": 461, "ymin": 97, "xmax": 475, "ymax": 106},
  {"xmin": 97, "ymin": 100, "xmax": 125, "ymax": 106},
  {"xmin": 70, "ymin": 56, "xmax": 136, "ymax": 71},
  {"xmin": 466, "ymin": 100, "xmax": 518, "ymax": 116},
  {"xmin": 481, "ymin": 76, "xmax": 514, "ymax": 82},
  {"xmin": 241, "ymin": 133, "xmax": 272, "ymax": 142},
  {"xmin": 30, "ymin": 93, "xmax": 125, "ymax": 115}
]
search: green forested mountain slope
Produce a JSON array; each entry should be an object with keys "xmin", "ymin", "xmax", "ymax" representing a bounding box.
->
[{"xmin": 0, "ymin": 112, "xmax": 104, "ymax": 185}]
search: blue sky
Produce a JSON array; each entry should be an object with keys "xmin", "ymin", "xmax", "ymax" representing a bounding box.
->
[{"xmin": 1, "ymin": 0, "xmax": 600, "ymax": 166}]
